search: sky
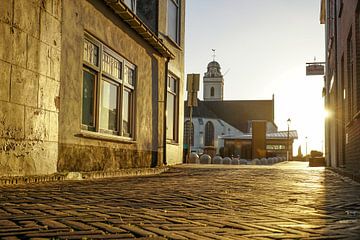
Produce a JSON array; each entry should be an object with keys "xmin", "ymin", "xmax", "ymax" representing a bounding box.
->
[{"xmin": 185, "ymin": 0, "xmax": 326, "ymax": 155}]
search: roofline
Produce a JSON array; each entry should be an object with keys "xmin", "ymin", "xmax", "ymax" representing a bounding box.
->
[{"xmin": 104, "ymin": 0, "xmax": 175, "ymax": 59}]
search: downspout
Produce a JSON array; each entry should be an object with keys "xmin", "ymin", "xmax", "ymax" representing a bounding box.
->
[
  {"xmin": 333, "ymin": 0, "xmax": 338, "ymax": 167},
  {"xmin": 163, "ymin": 57, "xmax": 170, "ymax": 165}
]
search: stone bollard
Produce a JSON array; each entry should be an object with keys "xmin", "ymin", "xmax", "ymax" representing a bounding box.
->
[
  {"xmin": 231, "ymin": 159, "xmax": 240, "ymax": 165},
  {"xmin": 260, "ymin": 158, "xmax": 267, "ymax": 165},
  {"xmin": 252, "ymin": 158, "xmax": 260, "ymax": 165},
  {"xmin": 239, "ymin": 159, "xmax": 248, "ymax": 165},
  {"xmin": 189, "ymin": 153, "xmax": 199, "ymax": 164},
  {"xmin": 213, "ymin": 156, "xmax": 223, "ymax": 164},
  {"xmin": 200, "ymin": 154, "xmax": 211, "ymax": 164},
  {"xmin": 223, "ymin": 157, "xmax": 232, "ymax": 165}
]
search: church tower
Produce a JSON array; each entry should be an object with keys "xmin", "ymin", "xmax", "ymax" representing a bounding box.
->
[{"xmin": 203, "ymin": 51, "xmax": 224, "ymax": 101}]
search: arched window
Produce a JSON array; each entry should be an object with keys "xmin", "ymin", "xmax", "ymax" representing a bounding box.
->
[
  {"xmin": 184, "ymin": 120, "xmax": 194, "ymax": 146},
  {"xmin": 210, "ymin": 87, "xmax": 215, "ymax": 97},
  {"xmin": 204, "ymin": 121, "xmax": 214, "ymax": 146}
]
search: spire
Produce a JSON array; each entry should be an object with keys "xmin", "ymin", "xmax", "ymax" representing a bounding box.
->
[{"xmin": 212, "ymin": 49, "xmax": 216, "ymax": 61}]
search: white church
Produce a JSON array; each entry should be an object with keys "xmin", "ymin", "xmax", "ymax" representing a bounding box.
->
[{"xmin": 183, "ymin": 58, "xmax": 290, "ymax": 158}]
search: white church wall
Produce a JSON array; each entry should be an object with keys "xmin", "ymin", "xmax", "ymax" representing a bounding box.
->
[{"xmin": 185, "ymin": 117, "xmax": 243, "ymax": 154}]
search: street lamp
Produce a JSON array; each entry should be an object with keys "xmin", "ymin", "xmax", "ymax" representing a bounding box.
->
[{"xmin": 287, "ymin": 118, "xmax": 291, "ymax": 161}]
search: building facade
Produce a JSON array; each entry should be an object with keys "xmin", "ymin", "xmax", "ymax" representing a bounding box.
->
[
  {"xmin": 0, "ymin": 0, "xmax": 185, "ymax": 177},
  {"xmin": 321, "ymin": 0, "xmax": 360, "ymax": 175}
]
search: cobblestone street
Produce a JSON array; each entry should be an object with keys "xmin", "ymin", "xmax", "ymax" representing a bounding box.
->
[{"xmin": 0, "ymin": 162, "xmax": 360, "ymax": 239}]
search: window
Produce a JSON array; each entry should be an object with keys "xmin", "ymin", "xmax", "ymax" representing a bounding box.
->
[
  {"xmin": 123, "ymin": 0, "xmax": 158, "ymax": 33},
  {"xmin": 204, "ymin": 121, "xmax": 214, "ymax": 146},
  {"xmin": 82, "ymin": 34, "xmax": 136, "ymax": 138},
  {"xmin": 184, "ymin": 120, "xmax": 194, "ymax": 146},
  {"xmin": 357, "ymin": 11, "xmax": 360, "ymax": 113},
  {"xmin": 166, "ymin": 74, "xmax": 178, "ymax": 141},
  {"xmin": 347, "ymin": 33, "xmax": 355, "ymax": 121},
  {"xmin": 266, "ymin": 145, "xmax": 286, "ymax": 150},
  {"xmin": 210, "ymin": 87, "xmax": 215, "ymax": 97},
  {"xmin": 167, "ymin": 0, "xmax": 180, "ymax": 44}
]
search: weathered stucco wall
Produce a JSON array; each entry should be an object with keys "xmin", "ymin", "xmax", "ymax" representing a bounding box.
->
[
  {"xmin": 158, "ymin": 0, "xmax": 186, "ymax": 165},
  {"xmin": 58, "ymin": 0, "xmax": 168, "ymax": 171},
  {"xmin": 0, "ymin": 0, "xmax": 61, "ymax": 176}
]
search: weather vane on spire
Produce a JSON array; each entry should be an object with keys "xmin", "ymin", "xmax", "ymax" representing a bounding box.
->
[{"xmin": 212, "ymin": 49, "xmax": 216, "ymax": 61}]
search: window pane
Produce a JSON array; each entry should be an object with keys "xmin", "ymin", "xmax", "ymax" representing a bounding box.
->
[
  {"xmin": 82, "ymin": 70, "xmax": 96, "ymax": 127},
  {"xmin": 84, "ymin": 39, "xmax": 99, "ymax": 66},
  {"xmin": 100, "ymin": 80, "xmax": 118, "ymax": 132},
  {"xmin": 169, "ymin": 76, "xmax": 176, "ymax": 92},
  {"xmin": 136, "ymin": 0, "xmax": 158, "ymax": 33},
  {"xmin": 102, "ymin": 52, "xmax": 122, "ymax": 80},
  {"xmin": 166, "ymin": 93, "xmax": 175, "ymax": 139},
  {"xmin": 167, "ymin": 0, "xmax": 179, "ymax": 43},
  {"xmin": 122, "ymin": 89, "xmax": 132, "ymax": 136},
  {"xmin": 125, "ymin": 66, "xmax": 135, "ymax": 86}
]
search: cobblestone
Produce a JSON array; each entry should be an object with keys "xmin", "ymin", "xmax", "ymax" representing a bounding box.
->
[{"xmin": 0, "ymin": 162, "xmax": 360, "ymax": 239}]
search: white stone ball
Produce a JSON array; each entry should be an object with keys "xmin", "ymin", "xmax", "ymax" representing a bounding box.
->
[
  {"xmin": 213, "ymin": 156, "xmax": 223, "ymax": 164},
  {"xmin": 200, "ymin": 154, "xmax": 211, "ymax": 164},
  {"xmin": 223, "ymin": 157, "xmax": 232, "ymax": 164},
  {"xmin": 189, "ymin": 153, "xmax": 199, "ymax": 164}
]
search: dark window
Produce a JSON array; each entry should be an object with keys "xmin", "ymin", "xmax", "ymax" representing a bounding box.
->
[
  {"xmin": 123, "ymin": 0, "xmax": 158, "ymax": 33},
  {"xmin": 204, "ymin": 121, "xmax": 214, "ymax": 146},
  {"xmin": 184, "ymin": 120, "xmax": 194, "ymax": 146},
  {"xmin": 82, "ymin": 34, "xmax": 136, "ymax": 138},
  {"xmin": 210, "ymin": 87, "xmax": 215, "ymax": 97},
  {"xmin": 356, "ymin": 10, "xmax": 360, "ymax": 113},
  {"xmin": 82, "ymin": 69, "xmax": 96, "ymax": 130},
  {"xmin": 167, "ymin": 0, "xmax": 180, "ymax": 44},
  {"xmin": 166, "ymin": 74, "xmax": 178, "ymax": 141},
  {"xmin": 136, "ymin": 0, "xmax": 158, "ymax": 33},
  {"xmin": 347, "ymin": 32, "xmax": 355, "ymax": 121}
]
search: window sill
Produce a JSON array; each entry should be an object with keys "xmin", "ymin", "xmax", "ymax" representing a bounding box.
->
[
  {"xmin": 76, "ymin": 130, "xmax": 136, "ymax": 144},
  {"xmin": 166, "ymin": 140, "xmax": 179, "ymax": 146}
]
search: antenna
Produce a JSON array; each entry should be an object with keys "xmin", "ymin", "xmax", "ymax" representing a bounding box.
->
[{"xmin": 212, "ymin": 49, "xmax": 216, "ymax": 61}]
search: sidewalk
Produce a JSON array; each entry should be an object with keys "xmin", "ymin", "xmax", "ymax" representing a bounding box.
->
[{"xmin": 0, "ymin": 162, "xmax": 359, "ymax": 239}]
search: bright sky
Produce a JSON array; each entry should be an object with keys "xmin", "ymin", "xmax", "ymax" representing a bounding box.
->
[{"xmin": 185, "ymin": 0, "xmax": 325, "ymax": 155}]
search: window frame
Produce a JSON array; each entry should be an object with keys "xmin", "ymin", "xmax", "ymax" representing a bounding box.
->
[
  {"xmin": 82, "ymin": 33, "xmax": 136, "ymax": 139},
  {"xmin": 166, "ymin": 73, "xmax": 179, "ymax": 142},
  {"xmin": 167, "ymin": 0, "xmax": 181, "ymax": 45}
]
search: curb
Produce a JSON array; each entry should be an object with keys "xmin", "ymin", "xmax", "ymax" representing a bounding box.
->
[
  {"xmin": 0, "ymin": 167, "xmax": 169, "ymax": 186},
  {"xmin": 329, "ymin": 167, "xmax": 360, "ymax": 183}
]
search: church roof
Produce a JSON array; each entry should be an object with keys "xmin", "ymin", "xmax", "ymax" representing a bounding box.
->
[
  {"xmin": 219, "ymin": 130, "xmax": 298, "ymax": 140},
  {"xmin": 184, "ymin": 99, "xmax": 275, "ymax": 133},
  {"xmin": 184, "ymin": 99, "xmax": 218, "ymax": 119}
]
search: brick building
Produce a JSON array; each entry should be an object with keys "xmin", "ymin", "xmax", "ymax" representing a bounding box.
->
[
  {"xmin": 320, "ymin": 0, "xmax": 360, "ymax": 174},
  {"xmin": 0, "ymin": 0, "xmax": 185, "ymax": 177}
]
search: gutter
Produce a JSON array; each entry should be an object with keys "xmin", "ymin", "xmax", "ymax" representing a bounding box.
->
[{"xmin": 104, "ymin": 0, "xmax": 175, "ymax": 59}]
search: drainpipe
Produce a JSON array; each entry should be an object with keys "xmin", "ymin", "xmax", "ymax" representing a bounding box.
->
[{"xmin": 163, "ymin": 57, "xmax": 170, "ymax": 165}]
